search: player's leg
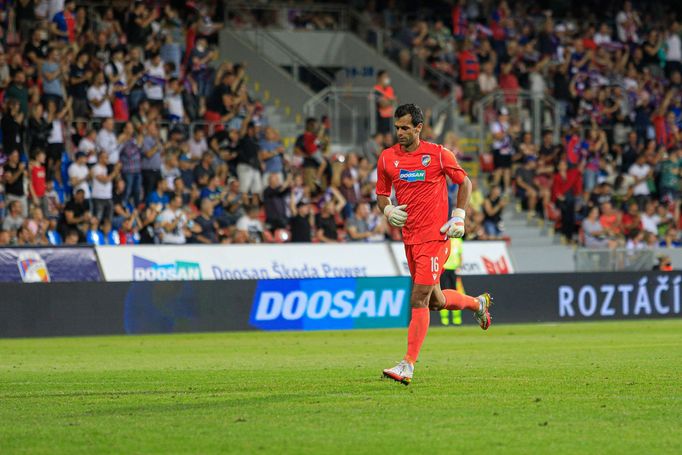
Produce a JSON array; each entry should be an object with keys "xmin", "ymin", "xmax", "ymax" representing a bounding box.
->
[
  {"xmin": 383, "ymin": 283, "xmax": 433, "ymax": 385},
  {"xmin": 383, "ymin": 243, "xmax": 435, "ymax": 385},
  {"xmin": 434, "ymin": 285, "xmax": 493, "ymax": 330}
]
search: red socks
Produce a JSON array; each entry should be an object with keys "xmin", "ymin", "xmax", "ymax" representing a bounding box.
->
[
  {"xmin": 442, "ymin": 289, "xmax": 480, "ymax": 312},
  {"xmin": 405, "ymin": 308, "xmax": 430, "ymax": 364}
]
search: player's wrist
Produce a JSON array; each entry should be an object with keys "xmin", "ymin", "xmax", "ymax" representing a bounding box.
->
[
  {"xmin": 452, "ymin": 208, "xmax": 466, "ymax": 220},
  {"xmin": 383, "ymin": 204, "xmax": 395, "ymax": 217}
]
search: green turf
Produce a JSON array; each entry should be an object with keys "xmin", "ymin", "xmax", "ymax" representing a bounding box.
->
[{"xmin": 1, "ymin": 320, "xmax": 681, "ymax": 454}]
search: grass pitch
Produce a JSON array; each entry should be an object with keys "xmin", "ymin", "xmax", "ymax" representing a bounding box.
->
[{"xmin": 1, "ymin": 320, "xmax": 681, "ymax": 454}]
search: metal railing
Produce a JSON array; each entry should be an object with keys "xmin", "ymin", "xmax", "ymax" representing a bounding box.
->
[
  {"xmin": 475, "ymin": 89, "xmax": 561, "ymax": 158},
  {"xmin": 240, "ymin": 28, "xmax": 335, "ymax": 93},
  {"xmin": 575, "ymin": 248, "xmax": 655, "ymax": 272},
  {"xmin": 347, "ymin": 10, "xmax": 457, "ymax": 97},
  {"xmin": 225, "ymin": 2, "xmax": 350, "ymax": 30},
  {"xmin": 303, "ymin": 87, "xmax": 371, "ymax": 146}
]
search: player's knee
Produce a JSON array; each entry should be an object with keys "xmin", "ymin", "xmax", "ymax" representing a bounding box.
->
[
  {"xmin": 410, "ymin": 288, "xmax": 431, "ymax": 308},
  {"xmin": 428, "ymin": 301, "xmax": 444, "ymax": 311}
]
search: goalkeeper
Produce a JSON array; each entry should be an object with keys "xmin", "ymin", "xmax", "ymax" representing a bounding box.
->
[{"xmin": 377, "ymin": 104, "xmax": 493, "ymax": 385}]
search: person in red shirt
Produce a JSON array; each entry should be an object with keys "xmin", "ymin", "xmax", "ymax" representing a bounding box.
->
[
  {"xmin": 373, "ymin": 70, "xmax": 397, "ymax": 134},
  {"xmin": 457, "ymin": 40, "xmax": 480, "ymax": 116},
  {"xmin": 376, "ymin": 104, "xmax": 493, "ymax": 385},
  {"xmin": 29, "ymin": 149, "xmax": 47, "ymax": 211}
]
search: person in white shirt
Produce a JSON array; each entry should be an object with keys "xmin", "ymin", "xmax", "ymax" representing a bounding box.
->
[
  {"xmin": 628, "ymin": 154, "xmax": 652, "ymax": 199},
  {"xmin": 236, "ymin": 205, "xmax": 264, "ymax": 243},
  {"xmin": 616, "ymin": 1, "xmax": 640, "ymax": 43},
  {"xmin": 164, "ymin": 77, "xmax": 185, "ymax": 122},
  {"xmin": 666, "ymin": 22, "xmax": 682, "ymax": 75},
  {"xmin": 640, "ymin": 201, "xmax": 661, "ymax": 236},
  {"xmin": 144, "ymin": 52, "xmax": 166, "ymax": 103},
  {"xmin": 477, "ymin": 61, "xmax": 498, "ymax": 95},
  {"xmin": 91, "ymin": 151, "xmax": 121, "ymax": 222},
  {"xmin": 188, "ymin": 128, "xmax": 208, "ymax": 160},
  {"xmin": 78, "ymin": 129, "xmax": 98, "ymax": 165},
  {"xmin": 594, "ymin": 23, "xmax": 612, "ymax": 46},
  {"xmin": 88, "ymin": 72, "xmax": 113, "ymax": 118},
  {"xmin": 68, "ymin": 151, "xmax": 92, "ymax": 199},
  {"xmin": 157, "ymin": 194, "xmax": 188, "ymax": 244},
  {"xmin": 96, "ymin": 118, "xmax": 122, "ymax": 165}
]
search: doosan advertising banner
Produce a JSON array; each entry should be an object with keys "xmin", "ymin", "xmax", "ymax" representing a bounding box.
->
[
  {"xmin": 390, "ymin": 241, "xmax": 514, "ymax": 276},
  {"xmin": 0, "ymin": 247, "xmax": 101, "ymax": 282},
  {"xmin": 250, "ymin": 277, "xmax": 412, "ymax": 331},
  {"xmin": 95, "ymin": 244, "xmax": 399, "ymax": 282}
]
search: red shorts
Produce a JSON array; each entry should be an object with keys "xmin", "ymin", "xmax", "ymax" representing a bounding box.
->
[{"xmin": 404, "ymin": 240, "xmax": 450, "ymax": 286}]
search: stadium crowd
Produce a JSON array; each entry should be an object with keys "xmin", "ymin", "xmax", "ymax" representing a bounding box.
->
[
  {"xmin": 0, "ymin": 0, "xmax": 681, "ymax": 250},
  {"xmin": 357, "ymin": 0, "xmax": 682, "ymax": 249}
]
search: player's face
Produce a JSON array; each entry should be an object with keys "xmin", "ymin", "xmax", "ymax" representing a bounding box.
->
[{"xmin": 394, "ymin": 114, "xmax": 422, "ymax": 148}]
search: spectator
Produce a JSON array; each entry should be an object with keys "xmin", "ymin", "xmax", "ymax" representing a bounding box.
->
[
  {"xmin": 582, "ymin": 206, "xmax": 617, "ymax": 249},
  {"xmin": 2, "ymin": 200, "xmax": 25, "ymax": 233},
  {"xmin": 27, "ymin": 104, "xmax": 50, "ymax": 155},
  {"xmin": 195, "ymin": 199, "xmax": 218, "ymax": 244},
  {"xmin": 236, "ymin": 122, "xmax": 263, "ymax": 204},
  {"xmin": 141, "ymin": 123, "xmax": 163, "ymax": 199},
  {"xmin": 96, "ymin": 118, "xmax": 125, "ymax": 167},
  {"xmin": 3, "ymin": 150, "xmax": 28, "ymax": 217},
  {"xmin": 158, "ymin": 194, "xmax": 188, "ymax": 244},
  {"xmin": 659, "ymin": 149, "xmax": 680, "ymax": 203},
  {"xmin": 69, "ymin": 51, "xmax": 91, "ymax": 119},
  {"xmin": 1, "ymin": 99, "xmax": 25, "ymax": 158},
  {"xmin": 289, "ymin": 200, "xmax": 314, "ymax": 243},
  {"xmin": 315, "ymin": 195, "xmax": 344, "ymax": 243},
  {"xmin": 147, "ymin": 178, "xmax": 170, "ymax": 213},
  {"xmin": 482, "ymin": 186, "xmax": 507, "ymax": 236},
  {"xmin": 478, "ymin": 61, "xmax": 498, "ymax": 96},
  {"xmin": 85, "ymin": 215, "xmax": 105, "ymax": 245},
  {"xmin": 346, "ymin": 202, "xmax": 379, "ymax": 241},
  {"xmin": 490, "ymin": 107, "xmax": 514, "ymax": 191},
  {"xmin": 188, "ymin": 128, "xmax": 209, "ymax": 161},
  {"xmin": 360, "ymin": 132, "xmax": 383, "ymax": 169},
  {"xmin": 193, "ymin": 151, "xmax": 215, "ymax": 189},
  {"xmin": 41, "ymin": 47, "xmax": 66, "ymax": 107},
  {"xmin": 87, "ymin": 72, "xmax": 113, "ymax": 120},
  {"xmin": 373, "ymin": 70, "xmax": 397, "ymax": 134},
  {"xmin": 50, "ymin": 0, "xmax": 77, "ymax": 44},
  {"xmin": 68, "ymin": 151, "xmax": 91, "ymax": 200},
  {"xmin": 92, "ymin": 152, "xmax": 120, "ymax": 223},
  {"xmin": 514, "ymin": 156, "xmax": 539, "ymax": 217},
  {"xmin": 120, "ymin": 129, "xmax": 144, "ymax": 207},
  {"xmin": 259, "ymin": 127, "xmax": 286, "ymax": 187},
  {"xmin": 640, "ymin": 201, "xmax": 660, "ymax": 236},
  {"xmin": 143, "ymin": 52, "xmax": 166, "ymax": 109},
  {"xmin": 5, "ymin": 71, "xmax": 29, "ymax": 118},
  {"xmin": 236, "ymin": 205, "xmax": 264, "ymax": 243},
  {"xmin": 295, "ymin": 117, "xmax": 329, "ymax": 190},
  {"xmin": 137, "ymin": 206, "xmax": 160, "ymax": 244},
  {"xmin": 28, "ymin": 150, "xmax": 47, "ymax": 214},
  {"xmin": 458, "ymin": 40, "xmax": 480, "ymax": 115},
  {"xmin": 45, "ymin": 97, "xmax": 71, "ymax": 180},
  {"xmin": 628, "ymin": 153, "xmax": 653, "ymax": 208},
  {"xmin": 263, "ymin": 173, "xmax": 292, "ymax": 230},
  {"xmin": 58, "ymin": 188, "xmax": 90, "ymax": 240},
  {"xmin": 78, "ymin": 129, "xmax": 98, "ymax": 166}
]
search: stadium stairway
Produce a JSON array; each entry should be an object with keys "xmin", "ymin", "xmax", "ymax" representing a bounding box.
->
[
  {"xmin": 221, "ymin": 29, "xmax": 308, "ymax": 147},
  {"xmin": 502, "ymin": 201, "xmax": 576, "ymax": 272}
]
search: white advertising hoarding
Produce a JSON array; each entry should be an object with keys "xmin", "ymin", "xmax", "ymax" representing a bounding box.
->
[
  {"xmin": 96, "ymin": 244, "xmax": 400, "ymax": 282},
  {"xmin": 390, "ymin": 241, "xmax": 514, "ymax": 276}
]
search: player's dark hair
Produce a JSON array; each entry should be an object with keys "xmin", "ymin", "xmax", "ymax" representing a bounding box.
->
[
  {"xmin": 394, "ymin": 104, "xmax": 424, "ymax": 126},
  {"xmin": 377, "ymin": 70, "xmax": 387, "ymax": 79}
]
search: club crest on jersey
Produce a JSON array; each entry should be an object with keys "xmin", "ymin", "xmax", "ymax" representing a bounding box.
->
[
  {"xmin": 399, "ymin": 169, "xmax": 426, "ymax": 182},
  {"xmin": 394, "ymin": 160, "xmax": 399, "ymax": 167},
  {"xmin": 421, "ymin": 155, "xmax": 431, "ymax": 167}
]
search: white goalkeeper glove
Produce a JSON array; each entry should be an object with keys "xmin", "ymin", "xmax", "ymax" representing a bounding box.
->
[
  {"xmin": 440, "ymin": 208, "xmax": 466, "ymax": 238},
  {"xmin": 384, "ymin": 204, "xmax": 408, "ymax": 227}
]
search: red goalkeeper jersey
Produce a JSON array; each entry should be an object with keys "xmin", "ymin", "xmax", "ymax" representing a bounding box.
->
[{"xmin": 376, "ymin": 141, "xmax": 467, "ymax": 245}]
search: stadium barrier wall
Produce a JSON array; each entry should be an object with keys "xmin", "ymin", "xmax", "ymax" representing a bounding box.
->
[
  {"xmin": 0, "ymin": 277, "xmax": 411, "ymax": 338},
  {"xmin": 2, "ymin": 271, "xmax": 678, "ymax": 338},
  {"xmin": 456, "ymin": 271, "xmax": 682, "ymax": 324},
  {"xmin": 94, "ymin": 242, "xmax": 515, "ymax": 283},
  {"xmin": 0, "ymin": 247, "xmax": 101, "ymax": 282}
]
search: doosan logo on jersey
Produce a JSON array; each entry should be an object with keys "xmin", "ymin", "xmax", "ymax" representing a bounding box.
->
[{"xmin": 399, "ymin": 169, "xmax": 426, "ymax": 182}]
